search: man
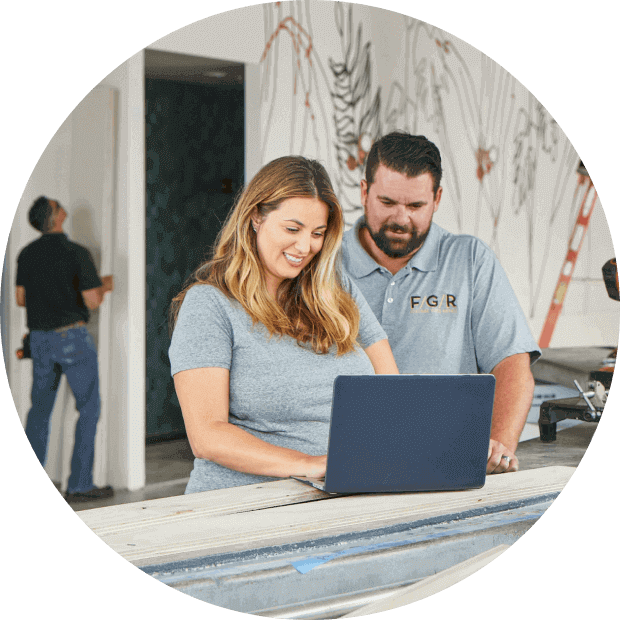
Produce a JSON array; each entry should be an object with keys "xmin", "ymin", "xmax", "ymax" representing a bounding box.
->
[
  {"xmin": 342, "ymin": 133, "xmax": 541, "ymax": 474},
  {"xmin": 16, "ymin": 196, "xmax": 114, "ymax": 502}
]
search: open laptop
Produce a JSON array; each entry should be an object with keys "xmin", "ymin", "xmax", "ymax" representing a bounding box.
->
[{"xmin": 292, "ymin": 374, "xmax": 495, "ymax": 495}]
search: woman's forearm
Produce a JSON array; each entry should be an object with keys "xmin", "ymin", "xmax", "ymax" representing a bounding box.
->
[
  {"xmin": 365, "ymin": 338, "xmax": 399, "ymax": 374},
  {"xmin": 191, "ymin": 420, "xmax": 325, "ymax": 478}
]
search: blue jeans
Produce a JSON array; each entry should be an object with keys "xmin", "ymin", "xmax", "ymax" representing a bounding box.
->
[{"xmin": 25, "ymin": 326, "xmax": 101, "ymax": 493}]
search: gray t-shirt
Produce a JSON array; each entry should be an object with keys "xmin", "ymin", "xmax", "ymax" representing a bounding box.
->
[{"xmin": 169, "ymin": 276, "xmax": 387, "ymax": 492}]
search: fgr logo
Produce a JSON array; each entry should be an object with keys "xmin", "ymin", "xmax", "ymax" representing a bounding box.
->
[{"xmin": 410, "ymin": 294, "xmax": 457, "ymax": 314}]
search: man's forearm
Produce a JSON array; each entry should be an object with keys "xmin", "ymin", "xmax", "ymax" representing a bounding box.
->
[{"xmin": 490, "ymin": 353, "xmax": 535, "ymax": 453}]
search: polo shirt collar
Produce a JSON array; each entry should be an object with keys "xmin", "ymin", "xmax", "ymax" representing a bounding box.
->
[
  {"xmin": 344, "ymin": 217, "xmax": 384, "ymax": 278},
  {"xmin": 405, "ymin": 223, "xmax": 440, "ymax": 272},
  {"xmin": 345, "ymin": 217, "xmax": 440, "ymax": 275}
]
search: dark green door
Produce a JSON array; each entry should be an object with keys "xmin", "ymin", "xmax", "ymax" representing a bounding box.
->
[{"xmin": 145, "ymin": 76, "xmax": 244, "ymax": 442}]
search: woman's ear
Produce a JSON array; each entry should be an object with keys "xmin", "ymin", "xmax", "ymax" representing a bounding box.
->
[{"xmin": 251, "ymin": 213, "xmax": 261, "ymax": 232}]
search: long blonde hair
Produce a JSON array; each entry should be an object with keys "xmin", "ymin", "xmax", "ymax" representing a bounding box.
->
[{"xmin": 170, "ymin": 156, "xmax": 360, "ymax": 355}]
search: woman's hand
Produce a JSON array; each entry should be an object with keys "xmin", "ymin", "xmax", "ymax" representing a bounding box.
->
[{"xmin": 294, "ymin": 454, "xmax": 327, "ymax": 478}]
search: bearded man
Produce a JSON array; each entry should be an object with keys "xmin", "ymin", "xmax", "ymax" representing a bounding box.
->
[{"xmin": 342, "ymin": 132, "xmax": 541, "ymax": 475}]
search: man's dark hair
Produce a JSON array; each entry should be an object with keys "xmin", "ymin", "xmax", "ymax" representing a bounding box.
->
[
  {"xmin": 365, "ymin": 132, "xmax": 442, "ymax": 196},
  {"xmin": 28, "ymin": 196, "xmax": 56, "ymax": 233}
]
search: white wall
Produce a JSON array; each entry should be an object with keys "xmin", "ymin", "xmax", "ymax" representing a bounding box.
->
[
  {"xmin": 53, "ymin": 55, "xmax": 145, "ymax": 492},
  {"xmin": 151, "ymin": 1, "xmax": 619, "ymax": 348},
  {"xmin": 6, "ymin": 56, "xmax": 145, "ymax": 492},
  {"xmin": 8, "ymin": 116, "xmax": 74, "ymax": 483},
  {"xmin": 4, "ymin": 2, "xmax": 617, "ymax": 493}
]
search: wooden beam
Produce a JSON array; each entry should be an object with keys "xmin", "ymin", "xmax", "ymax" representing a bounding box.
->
[
  {"xmin": 80, "ymin": 478, "xmax": 328, "ymax": 536},
  {"xmin": 79, "ymin": 466, "xmax": 574, "ymax": 567}
]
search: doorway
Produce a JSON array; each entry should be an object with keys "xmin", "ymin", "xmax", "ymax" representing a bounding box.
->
[{"xmin": 144, "ymin": 50, "xmax": 245, "ymax": 443}]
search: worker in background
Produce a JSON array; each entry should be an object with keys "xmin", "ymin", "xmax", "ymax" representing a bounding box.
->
[
  {"xmin": 16, "ymin": 196, "xmax": 114, "ymax": 502},
  {"xmin": 341, "ymin": 133, "xmax": 541, "ymax": 474}
]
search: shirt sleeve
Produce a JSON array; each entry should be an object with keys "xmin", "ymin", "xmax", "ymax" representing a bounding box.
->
[
  {"xmin": 341, "ymin": 272, "xmax": 388, "ymax": 349},
  {"xmin": 471, "ymin": 241, "xmax": 541, "ymax": 373},
  {"xmin": 169, "ymin": 285, "xmax": 234, "ymax": 375},
  {"xmin": 76, "ymin": 247, "xmax": 103, "ymax": 291},
  {"xmin": 15, "ymin": 250, "xmax": 27, "ymax": 286}
]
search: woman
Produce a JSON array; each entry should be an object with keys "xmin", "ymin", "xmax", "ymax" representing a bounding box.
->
[{"xmin": 169, "ymin": 156, "xmax": 398, "ymax": 493}]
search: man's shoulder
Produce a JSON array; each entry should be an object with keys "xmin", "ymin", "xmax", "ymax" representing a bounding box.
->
[
  {"xmin": 57, "ymin": 238, "xmax": 97, "ymax": 267},
  {"xmin": 341, "ymin": 217, "xmax": 373, "ymax": 276},
  {"xmin": 342, "ymin": 220, "xmax": 360, "ymax": 248},
  {"xmin": 18, "ymin": 235, "xmax": 44, "ymax": 254},
  {"xmin": 61, "ymin": 237, "xmax": 90, "ymax": 254},
  {"xmin": 17, "ymin": 236, "xmax": 50, "ymax": 264},
  {"xmin": 434, "ymin": 225, "xmax": 493, "ymax": 257},
  {"xmin": 19, "ymin": 235, "xmax": 91, "ymax": 258}
]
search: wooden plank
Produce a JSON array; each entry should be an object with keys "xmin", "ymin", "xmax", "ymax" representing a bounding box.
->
[
  {"xmin": 79, "ymin": 466, "xmax": 574, "ymax": 566},
  {"xmin": 342, "ymin": 545, "xmax": 509, "ymax": 616},
  {"xmin": 79, "ymin": 478, "xmax": 329, "ymax": 536}
]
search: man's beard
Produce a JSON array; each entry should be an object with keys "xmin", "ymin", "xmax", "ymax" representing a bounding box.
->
[{"xmin": 362, "ymin": 218, "xmax": 430, "ymax": 258}]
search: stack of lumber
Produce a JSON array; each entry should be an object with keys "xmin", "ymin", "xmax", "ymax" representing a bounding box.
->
[{"xmin": 78, "ymin": 466, "xmax": 574, "ymax": 568}]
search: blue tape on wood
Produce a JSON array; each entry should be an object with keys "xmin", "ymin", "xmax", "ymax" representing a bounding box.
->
[
  {"xmin": 290, "ymin": 532, "xmax": 455, "ymax": 574},
  {"xmin": 290, "ymin": 510, "xmax": 541, "ymax": 574}
]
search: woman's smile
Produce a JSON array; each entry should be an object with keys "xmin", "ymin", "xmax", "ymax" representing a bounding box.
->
[{"xmin": 283, "ymin": 251, "xmax": 304, "ymax": 266}]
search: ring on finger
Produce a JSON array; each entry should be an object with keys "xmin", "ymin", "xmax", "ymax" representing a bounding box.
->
[{"xmin": 501, "ymin": 455, "xmax": 511, "ymax": 464}]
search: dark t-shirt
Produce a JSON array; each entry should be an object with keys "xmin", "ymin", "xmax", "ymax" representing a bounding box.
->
[{"xmin": 16, "ymin": 233, "xmax": 102, "ymax": 330}]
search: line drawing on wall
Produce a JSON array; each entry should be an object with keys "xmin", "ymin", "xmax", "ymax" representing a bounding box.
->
[
  {"xmin": 261, "ymin": 0, "xmax": 333, "ymax": 166},
  {"xmin": 257, "ymin": 1, "xmax": 599, "ymax": 326},
  {"xmin": 328, "ymin": 2, "xmax": 382, "ymax": 213}
]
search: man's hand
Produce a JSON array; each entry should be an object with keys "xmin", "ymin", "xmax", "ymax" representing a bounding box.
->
[
  {"xmin": 83, "ymin": 275, "xmax": 114, "ymax": 310},
  {"xmin": 15, "ymin": 285, "xmax": 26, "ymax": 307},
  {"xmin": 101, "ymin": 275, "xmax": 114, "ymax": 293},
  {"xmin": 487, "ymin": 438, "xmax": 519, "ymax": 474}
]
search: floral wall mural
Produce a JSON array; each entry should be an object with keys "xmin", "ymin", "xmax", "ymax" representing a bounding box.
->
[{"xmin": 251, "ymin": 1, "xmax": 615, "ymax": 340}]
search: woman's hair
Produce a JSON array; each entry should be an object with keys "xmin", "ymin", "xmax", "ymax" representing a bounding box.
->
[{"xmin": 169, "ymin": 156, "xmax": 360, "ymax": 355}]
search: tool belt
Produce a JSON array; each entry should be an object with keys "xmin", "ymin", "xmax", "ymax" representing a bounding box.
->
[
  {"xmin": 16, "ymin": 333, "xmax": 31, "ymax": 360},
  {"xmin": 16, "ymin": 322, "xmax": 86, "ymax": 360}
]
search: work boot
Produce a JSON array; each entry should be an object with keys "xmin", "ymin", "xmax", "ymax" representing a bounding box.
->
[{"xmin": 65, "ymin": 485, "xmax": 114, "ymax": 503}]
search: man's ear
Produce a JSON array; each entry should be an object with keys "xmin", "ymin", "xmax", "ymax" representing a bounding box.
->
[
  {"xmin": 361, "ymin": 179, "xmax": 369, "ymax": 205},
  {"xmin": 433, "ymin": 186, "xmax": 443, "ymax": 213}
]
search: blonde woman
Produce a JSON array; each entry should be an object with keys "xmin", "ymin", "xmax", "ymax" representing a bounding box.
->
[{"xmin": 169, "ymin": 156, "xmax": 398, "ymax": 493}]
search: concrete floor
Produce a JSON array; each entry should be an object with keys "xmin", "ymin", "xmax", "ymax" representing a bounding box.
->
[{"xmin": 66, "ymin": 346, "xmax": 613, "ymax": 512}]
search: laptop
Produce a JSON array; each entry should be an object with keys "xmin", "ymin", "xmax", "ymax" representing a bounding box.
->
[{"xmin": 292, "ymin": 374, "xmax": 495, "ymax": 495}]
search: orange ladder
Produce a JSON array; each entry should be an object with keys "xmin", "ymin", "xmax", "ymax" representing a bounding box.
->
[{"xmin": 538, "ymin": 163, "xmax": 599, "ymax": 349}]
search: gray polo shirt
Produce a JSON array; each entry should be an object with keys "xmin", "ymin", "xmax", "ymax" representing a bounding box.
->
[
  {"xmin": 169, "ymin": 276, "xmax": 387, "ymax": 492},
  {"xmin": 342, "ymin": 217, "xmax": 541, "ymax": 374}
]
